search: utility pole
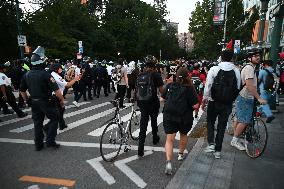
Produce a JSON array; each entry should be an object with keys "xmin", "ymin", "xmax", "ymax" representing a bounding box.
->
[
  {"xmin": 15, "ymin": 0, "xmax": 24, "ymax": 59},
  {"xmin": 270, "ymin": 0, "xmax": 284, "ymax": 66},
  {"xmin": 222, "ymin": 0, "xmax": 229, "ymax": 49}
]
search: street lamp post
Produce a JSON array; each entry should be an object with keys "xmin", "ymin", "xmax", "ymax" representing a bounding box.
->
[
  {"xmin": 222, "ymin": 0, "xmax": 229, "ymax": 49},
  {"xmin": 15, "ymin": 0, "xmax": 24, "ymax": 59}
]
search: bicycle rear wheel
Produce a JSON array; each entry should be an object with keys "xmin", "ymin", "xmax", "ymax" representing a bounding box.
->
[
  {"xmin": 129, "ymin": 109, "xmax": 140, "ymax": 141},
  {"xmin": 245, "ymin": 118, "xmax": 268, "ymax": 158},
  {"xmin": 100, "ymin": 122, "xmax": 123, "ymax": 162}
]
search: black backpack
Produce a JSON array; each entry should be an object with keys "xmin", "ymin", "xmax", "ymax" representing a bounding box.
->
[
  {"xmin": 136, "ymin": 72, "xmax": 154, "ymax": 101},
  {"xmin": 211, "ymin": 69, "xmax": 239, "ymax": 104},
  {"xmin": 263, "ymin": 69, "xmax": 275, "ymax": 91},
  {"xmin": 164, "ymin": 83, "xmax": 189, "ymax": 116}
]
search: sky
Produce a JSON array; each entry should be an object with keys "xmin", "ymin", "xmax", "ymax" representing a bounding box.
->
[
  {"xmin": 20, "ymin": 0, "xmax": 201, "ymax": 33},
  {"xmin": 142, "ymin": 0, "xmax": 201, "ymax": 33}
]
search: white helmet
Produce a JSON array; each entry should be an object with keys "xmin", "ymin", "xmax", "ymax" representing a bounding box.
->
[{"xmin": 31, "ymin": 46, "xmax": 47, "ymax": 65}]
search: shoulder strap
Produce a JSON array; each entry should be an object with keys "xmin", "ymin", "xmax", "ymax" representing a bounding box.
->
[{"xmin": 264, "ymin": 68, "xmax": 273, "ymax": 77}]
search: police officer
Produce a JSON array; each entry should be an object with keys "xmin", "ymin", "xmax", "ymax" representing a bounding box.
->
[
  {"xmin": 51, "ymin": 63, "xmax": 80, "ymax": 130},
  {"xmin": 0, "ymin": 64, "xmax": 27, "ymax": 117},
  {"xmin": 20, "ymin": 46, "xmax": 64, "ymax": 151},
  {"xmin": 94, "ymin": 62, "xmax": 108, "ymax": 98}
]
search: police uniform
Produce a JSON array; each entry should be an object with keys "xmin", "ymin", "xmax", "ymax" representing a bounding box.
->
[
  {"xmin": 20, "ymin": 46, "xmax": 61, "ymax": 151},
  {"xmin": 0, "ymin": 68, "xmax": 27, "ymax": 117},
  {"xmin": 51, "ymin": 70, "xmax": 68, "ymax": 130}
]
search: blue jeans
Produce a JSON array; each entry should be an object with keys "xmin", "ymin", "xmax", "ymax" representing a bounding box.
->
[{"xmin": 259, "ymin": 89, "xmax": 273, "ymax": 117}]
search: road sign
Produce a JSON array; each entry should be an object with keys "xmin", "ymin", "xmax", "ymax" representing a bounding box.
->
[
  {"xmin": 17, "ymin": 35, "xmax": 27, "ymax": 46},
  {"xmin": 234, "ymin": 40, "xmax": 241, "ymax": 54},
  {"xmin": 79, "ymin": 47, "xmax": 83, "ymax": 54},
  {"xmin": 78, "ymin": 41, "xmax": 83, "ymax": 48}
]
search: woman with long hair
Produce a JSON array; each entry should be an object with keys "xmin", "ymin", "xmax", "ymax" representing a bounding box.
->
[{"xmin": 161, "ymin": 67, "xmax": 199, "ymax": 175}]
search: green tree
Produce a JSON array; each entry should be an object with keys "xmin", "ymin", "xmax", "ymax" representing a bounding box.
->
[
  {"xmin": 102, "ymin": 0, "xmax": 163, "ymax": 60},
  {"xmin": 226, "ymin": 0, "xmax": 245, "ymax": 41},
  {"xmin": 153, "ymin": 0, "xmax": 168, "ymax": 21},
  {"xmin": 25, "ymin": 0, "xmax": 99, "ymax": 58},
  {"xmin": 0, "ymin": 0, "xmax": 23, "ymax": 60},
  {"xmin": 189, "ymin": 0, "xmax": 222, "ymax": 59}
]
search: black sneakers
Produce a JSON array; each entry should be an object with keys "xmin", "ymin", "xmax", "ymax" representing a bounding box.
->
[
  {"xmin": 153, "ymin": 135, "xmax": 160, "ymax": 145},
  {"xmin": 18, "ymin": 112, "xmax": 28, "ymax": 118},
  {"xmin": 266, "ymin": 116, "xmax": 275, "ymax": 123},
  {"xmin": 3, "ymin": 109, "xmax": 14, "ymax": 114},
  {"xmin": 46, "ymin": 143, "xmax": 60, "ymax": 149},
  {"xmin": 59, "ymin": 124, "xmax": 68, "ymax": 130},
  {"xmin": 35, "ymin": 144, "xmax": 44, "ymax": 151}
]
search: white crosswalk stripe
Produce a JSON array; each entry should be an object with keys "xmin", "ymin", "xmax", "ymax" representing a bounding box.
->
[
  {"xmin": 9, "ymin": 102, "xmax": 110, "ymax": 133},
  {"xmin": 1, "ymin": 98, "xmax": 204, "ymax": 141},
  {"xmin": 0, "ymin": 101, "xmax": 91, "ymax": 127}
]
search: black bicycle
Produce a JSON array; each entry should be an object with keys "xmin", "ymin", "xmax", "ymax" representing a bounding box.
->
[
  {"xmin": 243, "ymin": 101, "xmax": 268, "ymax": 158},
  {"xmin": 99, "ymin": 99, "xmax": 140, "ymax": 162}
]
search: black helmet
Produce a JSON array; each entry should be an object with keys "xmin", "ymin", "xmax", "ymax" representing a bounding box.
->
[
  {"xmin": 50, "ymin": 63, "xmax": 62, "ymax": 72},
  {"xmin": 246, "ymin": 48, "xmax": 262, "ymax": 57},
  {"xmin": 144, "ymin": 55, "xmax": 157, "ymax": 67}
]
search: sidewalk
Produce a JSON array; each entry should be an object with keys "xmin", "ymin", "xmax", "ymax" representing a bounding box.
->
[{"xmin": 166, "ymin": 96, "xmax": 284, "ymax": 189}]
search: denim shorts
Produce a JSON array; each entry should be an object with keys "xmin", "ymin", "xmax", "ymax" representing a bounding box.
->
[{"xmin": 235, "ymin": 95, "xmax": 254, "ymax": 124}]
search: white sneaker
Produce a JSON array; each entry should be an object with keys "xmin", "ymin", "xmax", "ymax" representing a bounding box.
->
[
  {"xmin": 72, "ymin": 101, "xmax": 80, "ymax": 108},
  {"xmin": 177, "ymin": 153, "xmax": 184, "ymax": 161},
  {"xmin": 231, "ymin": 140, "xmax": 245, "ymax": 151},
  {"xmin": 165, "ymin": 161, "xmax": 172, "ymax": 175},
  {"xmin": 204, "ymin": 144, "xmax": 215, "ymax": 153},
  {"xmin": 213, "ymin": 151, "xmax": 221, "ymax": 159}
]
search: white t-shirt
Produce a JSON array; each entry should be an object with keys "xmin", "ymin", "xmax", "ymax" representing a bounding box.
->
[
  {"xmin": 106, "ymin": 65, "xmax": 114, "ymax": 76},
  {"xmin": 51, "ymin": 72, "xmax": 67, "ymax": 94},
  {"xmin": 0, "ymin": 72, "xmax": 11, "ymax": 86}
]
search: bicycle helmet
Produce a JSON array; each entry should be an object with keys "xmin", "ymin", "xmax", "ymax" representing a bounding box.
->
[{"xmin": 246, "ymin": 48, "xmax": 262, "ymax": 58}]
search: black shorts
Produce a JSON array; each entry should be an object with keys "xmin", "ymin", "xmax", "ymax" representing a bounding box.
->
[{"xmin": 163, "ymin": 115, "xmax": 193, "ymax": 135}]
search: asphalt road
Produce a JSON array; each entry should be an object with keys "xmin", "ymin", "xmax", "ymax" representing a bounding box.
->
[{"xmin": 0, "ymin": 92, "xmax": 200, "ymax": 189}]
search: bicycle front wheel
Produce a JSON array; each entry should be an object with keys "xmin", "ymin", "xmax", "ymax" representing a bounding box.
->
[
  {"xmin": 245, "ymin": 118, "xmax": 268, "ymax": 158},
  {"xmin": 129, "ymin": 109, "xmax": 140, "ymax": 141},
  {"xmin": 100, "ymin": 122, "xmax": 123, "ymax": 162}
]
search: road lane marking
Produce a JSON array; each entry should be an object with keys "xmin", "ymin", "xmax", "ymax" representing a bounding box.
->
[
  {"xmin": 86, "ymin": 151, "xmax": 125, "ymax": 185},
  {"xmin": 114, "ymin": 151, "xmax": 153, "ymax": 188},
  {"xmin": 57, "ymin": 103, "xmax": 132, "ymax": 134},
  {"xmin": 19, "ymin": 175, "xmax": 75, "ymax": 187},
  {"xmin": 9, "ymin": 102, "xmax": 109, "ymax": 133},
  {"xmin": 0, "ymin": 138, "xmax": 187, "ymax": 153},
  {"xmin": 0, "ymin": 102, "xmax": 91, "ymax": 127}
]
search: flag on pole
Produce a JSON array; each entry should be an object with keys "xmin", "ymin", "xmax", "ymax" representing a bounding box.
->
[{"xmin": 226, "ymin": 39, "xmax": 233, "ymax": 50}]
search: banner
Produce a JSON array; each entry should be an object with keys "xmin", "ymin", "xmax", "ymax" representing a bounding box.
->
[{"xmin": 213, "ymin": 0, "xmax": 226, "ymax": 25}]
